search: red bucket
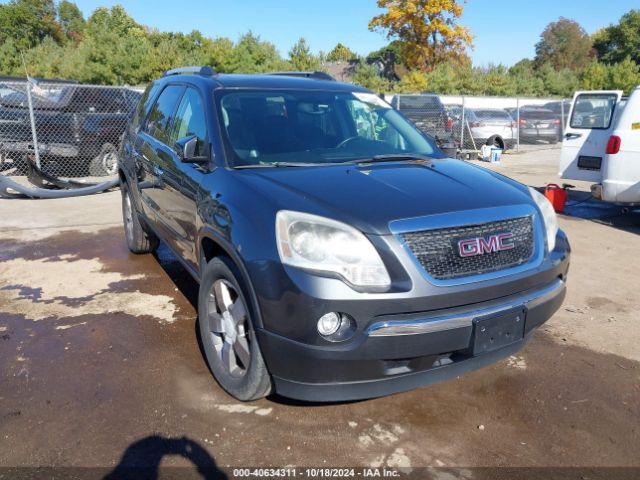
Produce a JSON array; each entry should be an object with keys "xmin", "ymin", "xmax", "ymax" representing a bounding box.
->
[{"xmin": 545, "ymin": 184, "xmax": 567, "ymax": 213}]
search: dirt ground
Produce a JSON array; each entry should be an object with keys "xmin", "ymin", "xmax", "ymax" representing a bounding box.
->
[{"xmin": 0, "ymin": 148, "xmax": 639, "ymax": 477}]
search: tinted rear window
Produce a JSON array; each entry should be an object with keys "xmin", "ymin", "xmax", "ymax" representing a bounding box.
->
[
  {"xmin": 570, "ymin": 93, "xmax": 617, "ymax": 129},
  {"xmin": 397, "ymin": 95, "xmax": 441, "ymax": 110},
  {"xmin": 520, "ymin": 109, "xmax": 555, "ymax": 119}
]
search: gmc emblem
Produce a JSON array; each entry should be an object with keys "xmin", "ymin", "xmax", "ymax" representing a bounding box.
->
[{"xmin": 458, "ymin": 233, "xmax": 515, "ymax": 257}]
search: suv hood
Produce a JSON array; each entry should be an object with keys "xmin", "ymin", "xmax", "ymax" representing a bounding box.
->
[{"xmin": 238, "ymin": 159, "xmax": 534, "ymax": 235}]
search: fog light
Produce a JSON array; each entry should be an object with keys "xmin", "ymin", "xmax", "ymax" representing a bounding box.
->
[{"xmin": 317, "ymin": 312, "xmax": 342, "ymax": 336}]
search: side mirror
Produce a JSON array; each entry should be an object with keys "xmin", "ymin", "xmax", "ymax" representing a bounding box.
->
[{"xmin": 175, "ymin": 135, "xmax": 208, "ymax": 163}]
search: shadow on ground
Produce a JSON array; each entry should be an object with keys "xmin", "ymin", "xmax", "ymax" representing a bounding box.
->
[{"xmin": 103, "ymin": 435, "xmax": 227, "ymax": 480}]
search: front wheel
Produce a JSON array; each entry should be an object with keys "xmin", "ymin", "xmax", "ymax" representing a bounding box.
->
[{"xmin": 198, "ymin": 257, "xmax": 272, "ymax": 401}]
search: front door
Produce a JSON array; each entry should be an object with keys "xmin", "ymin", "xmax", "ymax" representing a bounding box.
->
[
  {"xmin": 155, "ymin": 87, "xmax": 210, "ymax": 269},
  {"xmin": 559, "ymin": 90, "xmax": 622, "ymax": 182}
]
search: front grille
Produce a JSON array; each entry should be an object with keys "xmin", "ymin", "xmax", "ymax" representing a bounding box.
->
[{"xmin": 401, "ymin": 216, "xmax": 535, "ymax": 281}]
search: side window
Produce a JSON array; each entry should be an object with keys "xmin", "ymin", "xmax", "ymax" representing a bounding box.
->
[
  {"xmin": 570, "ymin": 93, "xmax": 618, "ymax": 130},
  {"xmin": 144, "ymin": 85, "xmax": 184, "ymax": 144},
  {"xmin": 169, "ymin": 87, "xmax": 207, "ymax": 154},
  {"xmin": 132, "ymin": 83, "xmax": 159, "ymax": 127}
]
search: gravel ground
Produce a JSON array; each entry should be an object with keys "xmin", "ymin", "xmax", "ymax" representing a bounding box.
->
[{"xmin": 0, "ymin": 148, "xmax": 638, "ymax": 478}]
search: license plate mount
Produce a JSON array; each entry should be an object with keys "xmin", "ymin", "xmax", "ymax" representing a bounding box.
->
[{"xmin": 472, "ymin": 307, "xmax": 525, "ymax": 355}]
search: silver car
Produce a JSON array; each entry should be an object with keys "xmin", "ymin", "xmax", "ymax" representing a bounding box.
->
[{"xmin": 456, "ymin": 108, "xmax": 516, "ymax": 151}]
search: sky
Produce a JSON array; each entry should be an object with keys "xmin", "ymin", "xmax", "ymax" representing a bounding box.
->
[{"xmin": 12, "ymin": 0, "xmax": 639, "ymax": 66}]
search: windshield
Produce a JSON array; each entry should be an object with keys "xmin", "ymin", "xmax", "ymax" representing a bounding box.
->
[{"xmin": 217, "ymin": 90, "xmax": 441, "ymax": 167}]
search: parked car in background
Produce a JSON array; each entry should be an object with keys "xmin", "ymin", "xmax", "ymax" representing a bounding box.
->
[
  {"xmin": 560, "ymin": 88, "xmax": 640, "ymax": 204},
  {"xmin": 514, "ymin": 107, "xmax": 562, "ymax": 144},
  {"xmin": 544, "ymin": 100, "xmax": 571, "ymax": 132},
  {"xmin": 0, "ymin": 78, "xmax": 141, "ymax": 176},
  {"xmin": 452, "ymin": 108, "xmax": 516, "ymax": 151},
  {"xmin": 119, "ymin": 67, "xmax": 569, "ymax": 402},
  {"xmin": 390, "ymin": 93, "xmax": 455, "ymax": 149}
]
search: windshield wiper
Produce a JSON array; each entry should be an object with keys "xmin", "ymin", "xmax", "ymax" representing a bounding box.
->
[
  {"xmin": 351, "ymin": 154, "xmax": 434, "ymax": 165},
  {"xmin": 233, "ymin": 162, "xmax": 318, "ymax": 169}
]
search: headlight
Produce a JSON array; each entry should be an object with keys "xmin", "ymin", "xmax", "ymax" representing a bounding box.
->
[
  {"xmin": 529, "ymin": 187, "xmax": 558, "ymax": 252},
  {"xmin": 276, "ymin": 210, "xmax": 391, "ymax": 288}
]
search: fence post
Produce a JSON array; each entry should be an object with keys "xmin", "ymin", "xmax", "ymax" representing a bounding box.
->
[
  {"xmin": 560, "ymin": 99, "xmax": 565, "ymax": 137},
  {"xmin": 460, "ymin": 95, "xmax": 465, "ymax": 152},
  {"xmin": 516, "ymin": 97, "xmax": 520, "ymax": 153},
  {"xmin": 25, "ymin": 78, "xmax": 41, "ymax": 169}
]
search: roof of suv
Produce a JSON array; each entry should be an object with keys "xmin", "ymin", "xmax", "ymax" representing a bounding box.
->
[{"xmin": 160, "ymin": 72, "xmax": 369, "ymax": 93}]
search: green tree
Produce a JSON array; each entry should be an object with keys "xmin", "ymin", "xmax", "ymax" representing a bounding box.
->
[
  {"xmin": 58, "ymin": 1, "xmax": 85, "ymax": 41},
  {"xmin": 289, "ymin": 38, "xmax": 321, "ymax": 71},
  {"xmin": 537, "ymin": 63, "xmax": 580, "ymax": 97},
  {"xmin": 534, "ymin": 18, "xmax": 593, "ymax": 70},
  {"xmin": 395, "ymin": 70, "xmax": 428, "ymax": 93},
  {"xmin": 508, "ymin": 60, "xmax": 545, "ymax": 96},
  {"xmin": 0, "ymin": 0, "xmax": 64, "ymax": 49},
  {"xmin": 0, "ymin": 37, "xmax": 22, "ymax": 76},
  {"xmin": 228, "ymin": 32, "xmax": 286, "ymax": 73},
  {"xmin": 326, "ymin": 43, "xmax": 357, "ymax": 62},
  {"xmin": 351, "ymin": 63, "xmax": 390, "ymax": 92},
  {"xmin": 607, "ymin": 57, "xmax": 640, "ymax": 93},
  {"xmin": 593, "ymin": 10, "xmax": 640, "ymax": 65},
  {"xmin": 579, "ymin": 61, "xmax": 609, "ymax": 90}
]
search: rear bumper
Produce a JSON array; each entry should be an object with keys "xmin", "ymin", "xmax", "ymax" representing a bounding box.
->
[
  {"xmin": 260, "ymin": 278, "xmax": 566, "ymax": 402},
  {"xmin": 602, "ymin": 179, "xmax": 640, "ymax": 205},
  {"xmin": 520, "ymin": 130, "xmax": 558, "ymax": 140},
  {"xmin": 0, "ymin": 140, "xmax": 79, "ymax": 158}
]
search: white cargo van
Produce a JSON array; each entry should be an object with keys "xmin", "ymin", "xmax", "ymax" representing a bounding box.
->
[{"xmin": 559, "ymin": 87, "xmax": 640, "ymax": 205}]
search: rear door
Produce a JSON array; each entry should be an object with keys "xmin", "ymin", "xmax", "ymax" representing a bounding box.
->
[
  {"xmin": 559, "ymin": 91, "xmax": 622, "ymax": 182},
  {"xmin": 137, "ymin": 84, "xmax": 185, "ymax": 224}
]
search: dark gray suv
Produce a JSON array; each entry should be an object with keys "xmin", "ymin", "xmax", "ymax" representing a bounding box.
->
[{"xmin": 118, "ymin": 67, "xmax": 570, "ymax": 402}]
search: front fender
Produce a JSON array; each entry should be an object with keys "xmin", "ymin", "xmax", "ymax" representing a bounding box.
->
[{"xmin": 197, "ymin": 226, "xmax": 266, "ymax": 330}]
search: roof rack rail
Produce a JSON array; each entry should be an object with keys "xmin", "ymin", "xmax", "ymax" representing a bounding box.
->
[
  {"xmin": 269, "ymin": 71, "xmax": 336, "ymax": 82},
  {"xmin": 163, "ymin": 66, "xmax": 217, "ymax": 78}
]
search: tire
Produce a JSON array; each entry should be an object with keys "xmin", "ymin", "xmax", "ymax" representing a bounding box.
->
[
  {"xmin": 89, "ymin": 143, "xmax": 119, "ymax": 176},
  {"xmin": 198, "ymin": 257, "xmax": 272, "ymax": 401},
  {"xmin": 121, "ymin": 181, "xmax": 159, "ymax": 254}
]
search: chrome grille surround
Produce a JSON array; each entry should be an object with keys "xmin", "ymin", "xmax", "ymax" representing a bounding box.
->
[
  {"xmin": 401, "ymin": 216, "xmax": 534, "ymax": 280},
  {"xmin": 389, "ymin": 204, "xmax": 545, "ymax": 287}
]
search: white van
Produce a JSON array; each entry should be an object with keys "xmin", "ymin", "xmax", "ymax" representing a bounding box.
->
[{"xmin": 559, "ymin": 87, "xmax": 640, "ymax": 205}]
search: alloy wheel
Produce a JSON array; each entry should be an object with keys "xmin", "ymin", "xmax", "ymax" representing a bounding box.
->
[
  {"xmin": 103, "ymin": 150, "xmax": 118, "ymax": 176},
  {"xmin": 207, "ymin": 279, "xmax": 251, "ymax": 378},
  {"xmin": 123, "ymin": 191, "xmax": 134, "ymax": 245}
]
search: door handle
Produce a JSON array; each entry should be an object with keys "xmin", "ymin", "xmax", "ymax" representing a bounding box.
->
[{"xmin": 564, "ymin": 133, "xmax": 581, "ymax": 139}]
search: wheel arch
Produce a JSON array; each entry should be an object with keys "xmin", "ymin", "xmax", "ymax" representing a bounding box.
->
[{"xmin": 197, "ymin": 228, "xmax": 265, "ymax": 329}]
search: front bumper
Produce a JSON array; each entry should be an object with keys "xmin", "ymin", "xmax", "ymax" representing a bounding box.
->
[{"xmin": 259, "ymin": 277, "xmax": 566, "ymax": 402}]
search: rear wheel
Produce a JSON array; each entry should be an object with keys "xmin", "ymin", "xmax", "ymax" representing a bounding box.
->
[
  {"xmin": 121, "ymin": 181, "xmax": 159, "ymax": 254},
  {"xmin": 198, "ymin": 257, "xmax": 272, "ymax": 401},
  {"xmin": 89, "ymin": 143, "xmax": 119, "ymax": 176}
]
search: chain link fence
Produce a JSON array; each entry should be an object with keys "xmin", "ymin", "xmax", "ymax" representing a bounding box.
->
[
  {"xmin": 1, "ymin": 78, "xmax": 572, "ymax": 189},
  {"xmin": 0, "ymin": 78, "xmax": 142, "ymax": 182},
  {"xmin": 387, "ymin": 93, "xmax": 571, "ymax": 157}
]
